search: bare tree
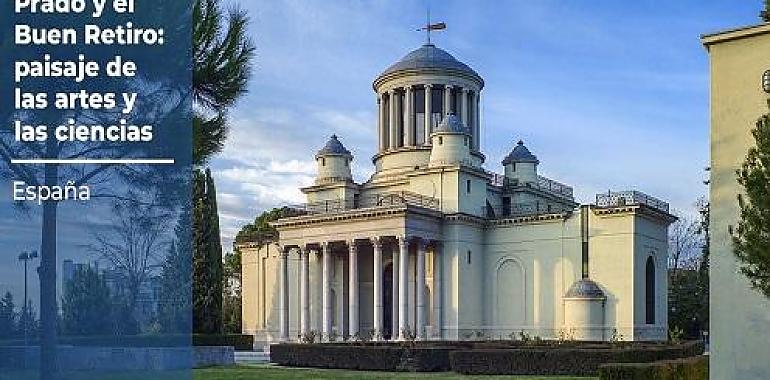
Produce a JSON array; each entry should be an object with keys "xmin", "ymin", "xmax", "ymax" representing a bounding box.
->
[{"xmin": 668, "ymin": 212, "xmax": 703, "ymax": 272}]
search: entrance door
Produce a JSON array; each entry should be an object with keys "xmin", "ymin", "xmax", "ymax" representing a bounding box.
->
[{"xmin": 383, "ymin": 263, "xmax": 393, "ymax": 339}]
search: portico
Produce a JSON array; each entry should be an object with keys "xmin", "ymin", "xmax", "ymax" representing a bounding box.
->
[{"xmin": 274, "ymin": 205, "xmax": 443, "ymax": 342}]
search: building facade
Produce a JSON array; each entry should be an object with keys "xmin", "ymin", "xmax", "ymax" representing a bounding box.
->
[
  {"xmin": 702, "ymin": 22, "xmax": 770, "ymax": 380},
  {"xmin": 240, "ymin": 42, "xmax": 674, "ymax": 344}
]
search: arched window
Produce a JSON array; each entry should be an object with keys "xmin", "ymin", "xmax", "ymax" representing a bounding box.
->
[{"xmin": 645, "ymin": 256, "xmax": 655, "ymax": 325}]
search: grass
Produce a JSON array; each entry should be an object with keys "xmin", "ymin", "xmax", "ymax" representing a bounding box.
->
[{"xmin": 193, "ymin": 365, "xmax": 598, "ymax": 380}]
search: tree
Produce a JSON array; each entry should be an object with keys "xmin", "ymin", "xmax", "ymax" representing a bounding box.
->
[
  {"xmin": 0, "ymin": 292, "xmax": 17, "ymax": 339},
  {"xmin": 762, "ymin": 0, "xmax": 770, "ymax": 22},
  {"xmin": 158, "ymin": 207, "xmax": 193, "ymax": 334},
  {"xmin": 91, "ymin": 197, "xmax": 172, "ymax": 332},
  {"xmin": 193, "ymin": 169, "xmax": 224, "ymax": 334},
  {"xmin": 668, "ymin": 198, "xmax": 710, "ymax": 339},
  {"xmin": 193, "ymin": 0, "xmax": 255, "ymax": 166},
  {"xmin": 223, "ymin": 249, "xmax": 242, "ymax": 333},
  {"xmin": 60, "ymin": 266, "xmax": 113, "ymax": 336},
  {"xmin": 235, "ymin": 207, "xmax": 300, "ymax": 246},
  {"xmin": 731, "ymin": 103, "xmax": 770, "ymax": 298}
]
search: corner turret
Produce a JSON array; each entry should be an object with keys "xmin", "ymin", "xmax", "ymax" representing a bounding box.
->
[
  {"xmin": 429, "ymin": 114, "xmax": 472, "ymax": 167},
  {"xmin": 316, "ymin": 135, "xmax": 353, "ymax": 184},
  {"xmin": 502, "ymin": 140, "xmax": 539, "ymax": 185}
]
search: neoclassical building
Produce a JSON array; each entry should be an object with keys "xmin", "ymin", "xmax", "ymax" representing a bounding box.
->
[{"xmin": 240, "ymin": 41, "xmax": 674, "ymax": 344}]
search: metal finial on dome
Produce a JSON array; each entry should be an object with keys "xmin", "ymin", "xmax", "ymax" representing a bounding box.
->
[
  {"xmin": 316, "ymin": 134, "xmax": 352, "ymax": 158},
  {"xmin": 502, "ymin": 139, "xmax": 539, "ymax": 165}
]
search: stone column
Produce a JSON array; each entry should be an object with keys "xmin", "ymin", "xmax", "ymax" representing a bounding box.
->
[
  {"xmin": 416, "ymin": 240, "xmax": 427, "ymax": 340},
  {"xmin": 432, "ymin": 243, "xmax": 442, "ymax": 339},
  {"xmin": 397, "ymin": 236, "xmax": 409, "ymax": 340},
  {"xmin": 444, "ymin": 85, "xmax": 453, "ymax": 116},
  {"xmin": 300, "ymin": 246, "xmax": 310, "ymax": 337},
  {"xmin": 279, "ymin": 247, "xmax": 290, "ymax": 342},
  {"xmin": 424, "ymin": 84, "xmax": 433, "ymax": 144},
  {"xmin": 348, "ymin": 240, "xmax": 359, "ymax": 339},
  {"xmin": 389, "ymin": 89, "xmax": 399, "ymax": 149},
  {"xmin": 378, "ymin": 95, "xmax": 386, "ymax": 151},
  {"xmin": 474, "ymin": 91, "xmax": 481, "ymax": 151},
  {"xmin": 461, "ymin": 88, "xmax": 469, "ymax": 129},
  {"xmin": 404, "ymin": 85, "xmax": 414, "ymax": 147},
  {"xmin": 391, "ymin": 244, "xmax": 399, "ymax": 340},
  {"xmin": 372, "ymin": 237, "xmax": 383, "ymax": 340},
  {"xmin": 321, "ymin": 242, "xmax": 332, "ymax": 340}
]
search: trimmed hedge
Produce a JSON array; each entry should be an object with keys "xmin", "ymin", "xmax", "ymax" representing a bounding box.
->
[
  {"xmin": 270, "ymin": 344, "xmax": 456, "ymax": 372},
  {"xmin": 599, "ymin": 355, "xmax": 708, "ymax": 380},
  {"xmin": 449, "ymin": 341, "xmax": 705, "ymax": 376},
  {"xmin": 193, "ymin": 334, "xmax": 254, "ymax": 351},
  {"xmin": 271, "ymin": 341, "xmax": 704, "ymax": 375}
]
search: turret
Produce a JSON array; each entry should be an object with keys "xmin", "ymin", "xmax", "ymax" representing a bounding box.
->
[
  {"xmin": 429, "ymin": 114, "xmax": 472, "ymax": 167},
  {"xmin": 315, "ymin": 135, "xmax": 353, "ymax": 184},
  {"xmin": 502, "ymin": 140, "xmax": 539, "ymax": 186}
]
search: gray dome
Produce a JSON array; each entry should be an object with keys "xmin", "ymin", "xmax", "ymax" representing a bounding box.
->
[
  {"xmin": 434, "ymin": 114, "xmax": 468, "ymax": 134},
  {"xmin": 377, "ymin": 44, "xmax": 482, "ymax": 82},
  {"xmin": 565, "ymin": 279, "xmax": 606, "ymax": 299},
  {"xmin": 316, "ymin": 135, "xmax": 352, "ymax": 158},
  {"xmin": 502, "ymin": 140, "xmax": 539, "ymax": 165}
]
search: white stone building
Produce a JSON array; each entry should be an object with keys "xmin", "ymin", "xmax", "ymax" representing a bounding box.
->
[{"xmin": 240, "ymin": 42, "xmax": 674, "ymax": 344}]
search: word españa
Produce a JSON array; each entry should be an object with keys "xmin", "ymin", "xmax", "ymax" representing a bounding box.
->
[
  {"xmin": 15, "ymin": 23, "xmax": 165, "ymax": 46},
  {"xmin": 15, "ymin": 0, "xmax": 135, "ymax": 18},
  {"xmin": 14, "ymin": 181, "xmax": 90, "ymax": 205}
]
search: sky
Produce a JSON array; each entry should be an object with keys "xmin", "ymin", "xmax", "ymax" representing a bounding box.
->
[{"xmin": 212, "ymin": 0, "xmax": 763, "ymax": 250}]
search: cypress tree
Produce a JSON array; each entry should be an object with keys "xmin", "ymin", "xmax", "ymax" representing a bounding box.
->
[
  {"xmin": 193, "ymin": 169, "xmax": 224, "ymax": 333},
  {"xmin": 731, "ymin": 102, "xmax": 770, "ymax": 298}
]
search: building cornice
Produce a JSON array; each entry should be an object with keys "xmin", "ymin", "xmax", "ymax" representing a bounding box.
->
[
  {"xmin": 487, "ymin": 212, "xmax": 572, "ymax": 227},
  {"xmin": 592, "ymin": 204, "xmax": 677, "ymax": 225},
  {"xmin": 301, "ymin": 180, "xmax": 359, "ymax": 193},
  {"xmin": 271, "ymin": 204, "xmax": 443, "ymax": 229},
  {"xmin": 701, "ymin": 22, "xmax": 770, "ymax": 48}
]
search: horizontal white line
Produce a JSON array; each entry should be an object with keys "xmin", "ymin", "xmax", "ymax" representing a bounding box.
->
[{"xmin": 11, "ymin": 159, "xmax": 176, "ymax": 165}]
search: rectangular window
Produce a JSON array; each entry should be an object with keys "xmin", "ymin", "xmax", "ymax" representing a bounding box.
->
[
  {"xmin": 467, "ymin": 250, "xmax": 472, "ymax": 265},
  {"xmin": 466, "ymin": 179, "xmax": 471, "ymax": 193}
]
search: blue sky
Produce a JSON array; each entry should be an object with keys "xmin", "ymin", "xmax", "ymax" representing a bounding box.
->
[{"xmin": 210, "ymin": 1, "xmax": 760, "ymax": 249}]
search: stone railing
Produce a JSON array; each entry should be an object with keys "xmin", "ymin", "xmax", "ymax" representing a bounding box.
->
[
  {"xmin": 595, "ymin": 190, "xmax": 669, "ymax": 213},
  {"xmin": 486, "ymin": 171, "xmax": 574, "ymax": 201}
]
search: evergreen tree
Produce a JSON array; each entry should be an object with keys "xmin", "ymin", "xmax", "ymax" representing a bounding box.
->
[
  {"xmin": 762, "ymin": 0, "xmax": 770, "ymax": 22},
  {"xmin": 193, "ymin": 0, "xmax": 255, "ymax": 166},
  {"xmin": 158, "ymin": 208, "xmax": 193, "ymax": 334},
  {"xmin": 0, "ymin": 292, "xmax": 16, "ymax": 338},
  {"xmin": 61, "ymin": 267, "xmax": 113, "ymax": 336},
  {"xmin": 193, "ymin": 168, "xmax": 224, "ymax": 333},
  {"xmin": 731, "ymin": 102, "xmax": 770, "ymax": 298},
  {"xmin": 223, "ymin": 250, "xmax": 242, "ymax": 333}
]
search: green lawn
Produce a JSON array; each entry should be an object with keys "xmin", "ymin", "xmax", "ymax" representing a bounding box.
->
[{"xmin": 194, "ymin": 365, "xmax": 598, "ymax": 380}]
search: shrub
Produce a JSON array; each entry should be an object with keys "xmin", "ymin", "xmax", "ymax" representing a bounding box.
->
[
  {"xmin": 270, "ymin": 343, "xmax": 456, "ymax": 372},
  {"xmin": 193, "ymin": 334, "xmax": 253, "ymax": 351},
  {"xmin": 449, "ymin": 341, "xmax": 704, "ymax": 376},
  {"xmin": 598, "ymin": 355, "xmax": 708, "ymax": 380}
]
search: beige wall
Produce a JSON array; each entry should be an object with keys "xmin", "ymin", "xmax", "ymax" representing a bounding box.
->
[{"xmin": 704, "ymin": 23, "xmax": 770, "ymax": 380}]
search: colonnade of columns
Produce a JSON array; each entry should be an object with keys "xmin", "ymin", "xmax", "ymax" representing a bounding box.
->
[
  {"xmin": 377, "ymin": 84, "xmax": 480, "ymax": 152},
  {"xmin": 278, "ymin": 236, "xmax": 441, "ymax": 342}
]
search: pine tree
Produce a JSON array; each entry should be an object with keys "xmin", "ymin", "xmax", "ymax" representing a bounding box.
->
[
  {"xmin": 158, "ymin": 204, "xmax": 193, "ymax": 334},
  {"xmin": 193, "ymin": 169, "xmax": 224, "ymax": 333},
  {"xmin": 731, "ymin": 102, "xmax": 770, "ymax": 298},
  {"xmin": 762, "ymin": 0, "xmax": 770, "ymax": 22},
  {"xmin": 193, "ymin": 0, "xmax": 255, "ymax": 165}
]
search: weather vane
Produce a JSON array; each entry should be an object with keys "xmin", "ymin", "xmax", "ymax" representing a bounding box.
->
[{"xmin": 417, "ymin": 6, "xmax": 445, "ymax": 45}]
